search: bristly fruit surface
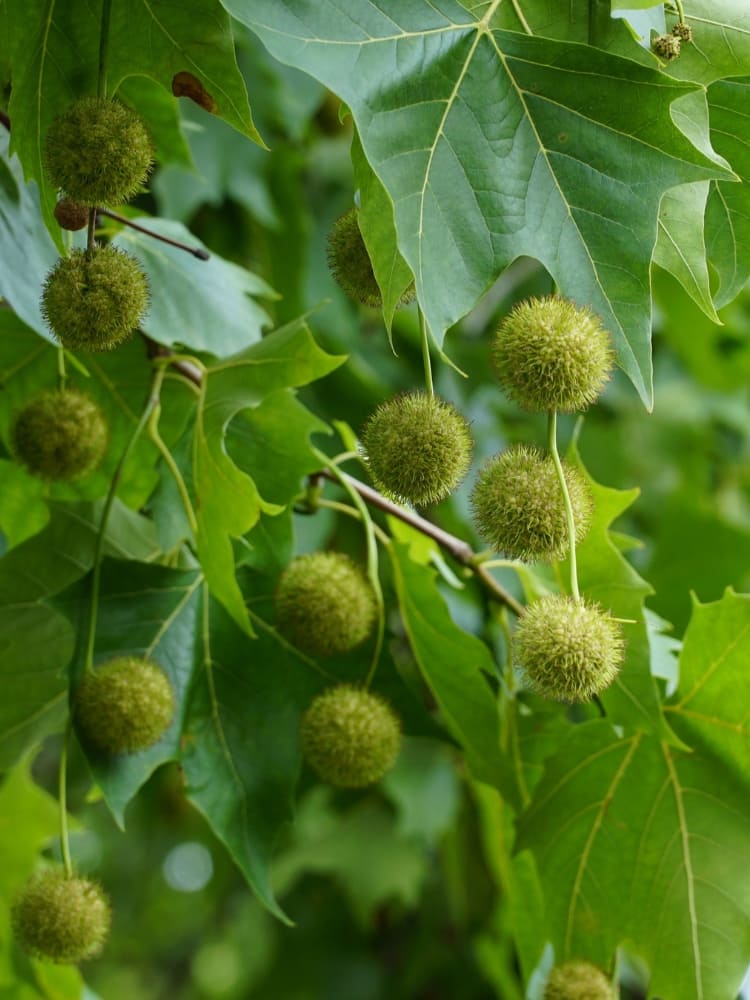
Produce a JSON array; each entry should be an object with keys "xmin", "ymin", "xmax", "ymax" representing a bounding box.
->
[
  {"xmin": 11, "ymin": 387, "xmax": 108, "ymax": 481},
  {"xmin": 41, "ymin": 246, "xmax": 149, "ymax": 351},
  {"xmin": 327, "ymin": 207, "xmax": 415, "ymax": 309},
  {"xmin": 543, "ymin": 959, "xmax": 616, "ymax": 1000},
  {"xmin": 44, "ymin": 97, "xmax": 153, "ymax": 206},
  {"xmin": 362, "ymin": 391, "xmax": 472, "ymax": 507},
  {"xmin": 492, "ymin": 296, "xmax": 614, "ymax": 412},
  {"xmin": 275, "ymin": 552, "xmax": 377, "ymax": 657},
  {"xmin": 75, "ymin": 657, "xmax": 174, "ymax": 755},
  {"xmin": 12, "ymin": 870, "xmax": 111, "ymax": 964},
  {"xmin": 514, "ymin": 594, "xmax": 624, "ymax": 702},
  {"xmin": 471, "ymin": 444, "xmax": 593, "ymax": 562},
  {"xmin": 300, "ymin": 685, "xmax": 402, "ymax": 788}
]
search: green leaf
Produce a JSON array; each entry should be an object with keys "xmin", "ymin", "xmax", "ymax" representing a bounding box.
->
[
  {"xmin": 654, "ymin": 181, "xmax": 720, "ymax": 323},
  {"xmin": 647, "ymin": 499, "xmax": 750, "ymax": 632},
  {"xmin": 516, "ymin": 721, "xmax": 750, "ymax": 1000},
  {"xmin": 382, "ymin": 739, "xmax": 460, "ymax": 845},
  {"xmin": 0, "ymin": 501, "xmax": 160, "ymax": 768},
  {"xmin": 569, "ymin": 448, "xmax": 670, "ymax": 736},
  {"xmin": 56, "ymin": 560, "xmax": 201, "ymax": 826},
  {"xmin": 152, "ymin": 102, "xmax": 277, "ymax": 226},
  {"xmin": 183, "ymin": 593, "xmax": 321, "ymax": 923},
  {"xmin": 235, "ymin": 1, "xmax": 730, "ymax": 404},
  {"xmin": 665, "ymin": 1, "xmax": 750, "ymax": 86},
  {"xmin": 351, "ymin": 130, "xmax": 414, "ymax": 339},
  {"xmin": 0, "ymin": 603, "xmax": 72, "ymax": 770},
  {"xmin": 112, "ymin": 217, "xmax": 275, "ymax": 354},
  {"xmin": 0, "ymin": 133, "xmax": 58, "ymax": 334},
  {"xmin": 0, "ymin": 760, "xmax": 83, "ymax": 1000},
  {"xmin": 273, "ymin": 788, "xmax": 428, "ymax": 925},
  {"xmin": 389, "ymin": 542, "xmax": 506, "ymax": 791},
  {"xmin": 5, "ymin": 0, "xmax": 261, "ymax": 240},
  {"xmin": 705, "ymin": 78, "xmax": 750, "ymax": 308},
  {"xmin": 0, "ymin": 318, "xmax": 185, "ymax": 511},
  {"xmin": 193, "ymin": 320, "xmax": 344, "ymax": 633},
  {"xmin": 225, "ymin": 389, "xmax": 330, "ymax": 506},
  {"xmin": 117, "ymin": 76, "xmax": 192, "ymax": 169},
  {"xmin": 664, "ymin": 590, "xmax": 750, "ymax": 787}
]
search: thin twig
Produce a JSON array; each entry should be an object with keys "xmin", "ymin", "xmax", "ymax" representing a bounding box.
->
[
  {"xmin": 99, "ymin": 208, "xmax": 210, "ymax": 260},
  {"xmin": 318, "ymin": 468, "xmax": 524, "ymax": 616},
  {"xmin": 0, "ymin": 109, "xmax": 10, "ymax": 131}
]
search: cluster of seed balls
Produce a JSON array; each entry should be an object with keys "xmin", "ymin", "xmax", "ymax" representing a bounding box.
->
[
  {"xmin": 329, "ymin": 216, "xmax": 625, "ymax": 706},
  {"xmin": 652, "ymin": 19, "xmax": 693, "ymax": 62},
  {"xmin": 10, "ymin": 96, "xmax": 153, "ymax": 485},
  {"xmin": 275, "ymin": 551, "xmax": 402, "ymax": 789},
  {"xmin": 13, "ymin": 654, "xmax": 174, "ymax": 964}
]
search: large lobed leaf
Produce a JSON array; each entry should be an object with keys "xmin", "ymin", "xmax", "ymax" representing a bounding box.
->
[
  {"xmin": 112, "ymin": 217, "xmax": 275, "ymax": 355},
  {"xmin": 389, "ymin": 543, "xmax": 507, "ymax": 792},
  {"xmin": 233, "ymin": 0, "xmax": 729, "ymax": 404},
  {"xmin": 705, "ymin": 77, "xmax": 750, "ymax": 309},
  {"xmin": 516, "ymin": 720, "xmax": 750, "ymax": 1000},
  {"xmin": 569, "ymin": 446, "xmax": 671, "ymax": 737},
  {"xmin": 192, "ymin": 319, "xmax": 344, "ymax": 633},
  {"xmin": 183, "ymin": 592, "xmax": 321, "ymax": 923},
  {"xmin": 664, "ymin": 589, "xmax": 750, "ymax": 788}
]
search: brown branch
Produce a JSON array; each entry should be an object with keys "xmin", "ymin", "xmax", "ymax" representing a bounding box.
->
[
  {"xmin": 98, "ymin": 208, "xmax": 210, "ymax": 260},
  {"xmin": 143, "ymin": 337, "xmax": 203, "ymax": 386},
  {"xmin": 319, "ymin": 469, "xmax": 525, "ymax": 617},
  {"xmin": 0, "ymin": 110, "xmax": 10, "ymax": 132}
]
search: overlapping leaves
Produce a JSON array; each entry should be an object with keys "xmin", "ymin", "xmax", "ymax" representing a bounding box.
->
[
  {"xmin": 233, "ymin": 0, "xmax": 731, "ymax": 404},
  {"xmin": 517, "ymin": 721, "xmax": 750, "ymax": 1000}
]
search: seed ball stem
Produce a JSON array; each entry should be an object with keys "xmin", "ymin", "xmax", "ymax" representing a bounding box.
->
[
  {"xmin": 470, "ymin": 443, "xmax": 593, "ymax": 563},
  {"xmin": 42, "ymin": 245, "xmax": 149, "ymax": 351},
  {"xmin": 11, "ymin": 387, "xmax": 108, "ymax": 481},
  {"xmin": 44, "ymin": 97, "xmax": 153, "ymax": 206},
  {"xmin": 514, "ymin": 594, "xmax": 625, "ymax": 702},
  {"xmin": 493, "ymin": 296, "xmax": 614, "ymax": 413},
  {"xmin": 75, "ymin": 656, "xmax": 174, "ymax": 755},
  {"xmin": 362, "ymin": 391, "xmax": 473, "ymax": 507},
  {"xmin": 301, "ymin": 684, "xmax": 401, "ymax": 787},
  {"xmin": 275, "ymin": 552, "xmax": 377, "ymax": 657},
  {"xmin": 544, "ymin": 960, "xmax": 616, "ymax": 1000},
  {"xmin": 12, "ymin": 870, "xmax": 111, "ymax": 964}
]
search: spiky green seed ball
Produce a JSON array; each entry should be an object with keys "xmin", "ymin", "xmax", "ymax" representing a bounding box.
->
[
  {"xmin": 75, "ymin": 657, "xmax": 174, "ymax": 755},
  {"xmin": 42, "ymin": 246, "xmax": 149, "ymax": 351},
  {"xmin": 275, "ymin": 552, "xmax": 377, "ymax": 657},
  {"xmin": 652, "ymin": 33, "xmax": 682, "ymax": 61},
  {"xmin": 514, "ymin": 595, "xmax": 624, "ymax": 702},
  {"xmin": 12, "ymin": 870, "xmax": 111, "ymax": 964},
  {"xmin": 363, "ymin": 392, "xmax": 473, "ymax": 507},
  {"xmin": 544, "ymin": 960, "xmax": 616, "ymax": 1000},
  {"xmin": 54, "ymin": 198, "xmax": 89, "ymax": 231},
  {"xmin": 493, "ymin": 297, "xmax": 614, "ymax": 413},
  {"xmin": 44, "ymin": 97, "xmax": 153, "ymax": 206},
  {"xmin": 672, "ymin": 21, "xmax": 693, "ymax": 42},
  {"xmin": 11, "ymin": 388, "xmax": 108, "ymax": 481},
  {"xmin": 327, "ymin": 208, "xmax": 415, "ymax": 308},
  {"xmin": 471, "ymin": 445, "xmax": 593, "ymax": 562},
  {"xmin": 301, "ymin": 685, "xmax": 402, "ymax": 788}
]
